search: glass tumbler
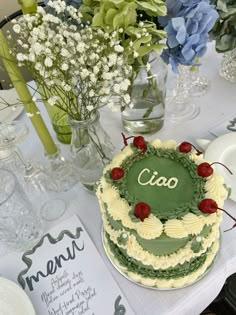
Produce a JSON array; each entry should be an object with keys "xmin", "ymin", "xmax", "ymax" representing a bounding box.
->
[{"xmin": 0, "ymin": 168, "xmax": 43, "ymax": 251}]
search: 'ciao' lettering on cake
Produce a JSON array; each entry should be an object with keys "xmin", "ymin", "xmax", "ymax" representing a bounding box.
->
[{"xmin": 137, "ymin": 168, "xmax": 178, "ymax": 189}]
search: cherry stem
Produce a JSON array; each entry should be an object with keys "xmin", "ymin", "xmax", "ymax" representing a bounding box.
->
[
  {"xmin": 224, "ymin": 223, "xmax": 236, "ymax": 232},
  {"xmin": 121, "ymin": 133, "xmax": 134, "ymax": 146},
  {"xmin": 123, "ymin": 148, "xmax": 146, "ymax": 169},
  {"xmin": 218, "ymin": 207, "xmax": 236, "ymax": 232},
  {"xmin": 211, "ymin": 162, "xmax": 233, "ymax": 175},
  {"xmin": 190, "ymin": 143, "xmax": 202, "ymax": 155},
  {"xmin": 218, "ymin": 207, "xmax": 236, "ymax": 222}
]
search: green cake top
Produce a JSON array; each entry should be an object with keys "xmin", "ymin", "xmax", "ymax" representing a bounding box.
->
[{"xmin": 105, "ymin": 143, "xmax": 206, "ymax": 220}]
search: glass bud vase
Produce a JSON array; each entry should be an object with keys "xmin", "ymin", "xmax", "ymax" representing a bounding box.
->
[
  {"xmin": 219, "ymin": 48, "xmax": 236, "ymax": 83},
  {"xmin": 121, "ymin": 53, "xmax": 167, "ymax": 134},
  {"xmin": 69, "ymin": 111, "xmax": 114, "ymax": 192}
]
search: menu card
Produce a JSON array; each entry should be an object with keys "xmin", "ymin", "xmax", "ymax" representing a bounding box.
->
[
  {"xmin": 209, "ymin": 113, "xmax": 236, "ymax": 136},
  {"xmin": 17, "ymin": 215, "xmax": 134, "ymax": 315}
]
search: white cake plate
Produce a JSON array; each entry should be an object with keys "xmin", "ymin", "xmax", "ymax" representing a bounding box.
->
[
  {"xmin": 102, "ymin": 227, "xmax": 219, "ymax": 291},
  {"xmin": 204, "ymin": 133, "xmax": 236, "ymax": 202}
]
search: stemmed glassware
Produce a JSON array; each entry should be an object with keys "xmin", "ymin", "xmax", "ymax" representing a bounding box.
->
[
  {"xmin": 167, "ymin": 65, "xmax": 200, "ymax": 123},
  {"xmin": 0, "ymin": 121, "xmax": 66, "ymax": 221}
]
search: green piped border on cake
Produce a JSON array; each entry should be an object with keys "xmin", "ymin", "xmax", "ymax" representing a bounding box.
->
[
  {"xmin": 106, "ymin": 233, "xmax": 209, "ymax": 280},
  {"xmin": 104, "ymin": 143, "xmax": 207, "ymax": 220}
]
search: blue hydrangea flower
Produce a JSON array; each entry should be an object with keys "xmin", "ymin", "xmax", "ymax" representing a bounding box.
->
[{"xmin": 159, "ymin": 0, "xmax": 218, "ymax": 72}]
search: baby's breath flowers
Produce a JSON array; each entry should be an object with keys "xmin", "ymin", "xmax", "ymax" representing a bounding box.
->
[{"xmin": 9, "ymin": 0, "xmax": 132, "ymax": 121}]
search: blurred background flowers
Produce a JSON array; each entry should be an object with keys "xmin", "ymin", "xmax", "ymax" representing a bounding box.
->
[{"xmin": 158, "ymin": 0, "xmax": 219, "ymax": 72}]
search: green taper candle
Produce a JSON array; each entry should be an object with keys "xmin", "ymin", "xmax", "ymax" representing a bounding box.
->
[{"xmin": 17, "ymin": 0, "xmax": 38, "ymax": 14}]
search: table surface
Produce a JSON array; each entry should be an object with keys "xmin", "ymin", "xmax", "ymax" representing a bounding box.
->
[{"xmin": 0, "ymin": 43, "xmax": 236, "ymax": 315}]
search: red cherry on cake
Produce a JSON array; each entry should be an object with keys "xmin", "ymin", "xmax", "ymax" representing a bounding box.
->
[
  {"xmin": 198, "ymin": 198, "xmax": 218, "ymax": 214},
  {"xmin": 198, "ymin": 198, "xmax": 236, "ymax": 232},
  {"xmin": 134, "ymin": 202, "xmax": 150, "ymax": 221},
  {"xmin": 133, "ymin": 136, "xmax": 146, "ymax": 150},
  {"xmin": 110, "ymin": 167, "xmax": 124, "ymax": 180},
  {"xmin": 197, "ymin": 163, "xmax": 213, "ymax": 177},
  {"xmin": 179, "ymin": 141, "xmax": 202, "ymax": 155},
  {"xmin": 197, "ymin": 162, "xmax": 233, "ymax": 178},
  {"xmin": 179, "ymin": 142, "xmax": 192, "ymax": 153}
]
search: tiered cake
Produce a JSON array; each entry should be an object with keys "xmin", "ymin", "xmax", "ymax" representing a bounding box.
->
[{"xmin": 96, "ymin": 137, "xmax": 228, "ymax": 289}]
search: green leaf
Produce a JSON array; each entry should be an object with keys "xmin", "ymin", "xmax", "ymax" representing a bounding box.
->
[
  {"xmin": 221, "ymin": 7, "xmax": 236, "ymax": 19},
  {"xmin": 136, "ymin": 1, "xmax": 158, "ymax": 13},
  {"xmin": 79, "ymin": 5, "xmax": 94, "ymax": 15},
  {"xmin": 126, "ymin": 26, "xmax": 140, "ymax": 36},
  {"xmin": 105, "ymin": 8, "xmax": 118, "ymax": 25},
  {"xmin": 83, "ymin": 0, "xmax": 92, "ymax": 5},
  {"xmin": 92, "ymin": 12, "xmax": 104, "ymax": 27},
  {"xmin": 109, "ymin": 0, "xmax": 125, "ymax": 6},
  {"xmin": 113, "ymin": 12, "xmax": 124, "ymax": 28},
  {"xmin": 137, "ymin": 43, "xmax": 163, "ymax": 57},
  {"xmin": 123, "ymin": 11, "xmax": 137, "ymax": 28},
  {"xmin": 133, "ymin": 35, "xmax": 152, "ymax": 50},
  {"xmin": 215, "ymin": 34, "xmax": 232, "ymax": 52}
]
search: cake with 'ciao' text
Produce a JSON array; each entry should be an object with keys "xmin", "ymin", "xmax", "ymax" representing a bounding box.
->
[{"xmin": 96, "ymin": 135, "xmax": 232, "ymax": 289}]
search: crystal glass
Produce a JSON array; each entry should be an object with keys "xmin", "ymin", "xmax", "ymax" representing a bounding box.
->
[
  {"xmin": 188, "ymin": 68, "xmax": 210, "ymax": 97},
  {"xmin": 69, "ymin": 111, "xmax": 114, "ymax": 192},
  {"xmin": 45, "ymin": 147, "xmax": 79, "ymax": 192},
  {"xmin": 219, "ymin": 48, "xmax": 236, "ymax": 83},
  {"xmin": 167, "ymin": 65, "xmax": 200, "ymax": 123},
  {"xmin": 0, "ymin": 122, "xmax": 28, "ymax": 180},
  {"xmin": 121, "ymin": 53, "xmax": 167, "ymax": 134},
  {"xmin": 16, "ymin": 153, "xmax": 67, "ymax": 221},
  {"xmin": 0, "ymin": 120, "xmax": 78, "ymax": 193},
  {"xmin": 0, "ymin": 168, "xmax": 42, "ymax": 251},
  {"xmin": 40, "ymin": 199, "xmax": 66, "ymax": 221}
]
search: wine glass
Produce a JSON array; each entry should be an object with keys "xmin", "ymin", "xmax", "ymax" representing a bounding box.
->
[
  {"xmin": 166, "ymin": 65, "xmax": 200, "ymax": 123},
  {"xmin": 0, "ymin": 121, "xmax": 66, "ymax": 221}
]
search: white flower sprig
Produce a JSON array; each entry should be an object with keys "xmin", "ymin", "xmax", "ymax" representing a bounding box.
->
[{"xmin": 9, "ymin": 0, "xmax": 133, "ymax": 120}]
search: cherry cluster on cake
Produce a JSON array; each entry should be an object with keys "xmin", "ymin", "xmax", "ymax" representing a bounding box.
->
[{"xmin": 109, "ymin": 136, "xmax": 235, "ymax": 231}]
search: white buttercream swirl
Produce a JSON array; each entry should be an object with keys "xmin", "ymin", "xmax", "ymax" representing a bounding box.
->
[
  {"xmin": 164, "ymin": 219, "xmax": 189, "ymax": 238},
  {"xmin": 182, "ymin": 213, "xmax": 204, "ymax": 235},
  {"xmin": 150, "ymin": 139, "xmax": 162, "ymax": 148},
  {"xmin": 136, "ymin": 215, "xmax": 163, "ymax": 239},
  {"xmin": 161, "ymin": 140, "xmax": 177, "ymax": 149},
  {"xmin": 205, "ymin": 173, "xmax": 228, "ymax": 206}
]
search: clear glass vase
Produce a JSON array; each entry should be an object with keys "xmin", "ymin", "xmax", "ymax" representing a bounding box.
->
[
  {"xmin": 121, "ymin": 53, "xmax": 167, "ymax": 134},
  {"xmin": 219, "ymin": 48, "xmax": 236, "ymax": 83},
  {"xmin": 167, "ymin": 65, "xmax": 200, "ymax": 123},
  {"xmin": 69, "ymin": 111, "xmax": 114, "ymax": 192}
]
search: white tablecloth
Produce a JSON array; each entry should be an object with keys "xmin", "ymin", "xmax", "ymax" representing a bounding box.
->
[{"xmin": 0, "ymin": 44, "xmax": 236, "ymax": 315}]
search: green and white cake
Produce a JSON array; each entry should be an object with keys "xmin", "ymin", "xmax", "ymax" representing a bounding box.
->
[{"xmin": 96, "ymin": 137, "xmax": 228, "ymax": 289}]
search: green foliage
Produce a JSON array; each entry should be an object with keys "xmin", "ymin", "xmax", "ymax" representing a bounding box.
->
[
  {"xmin": 80, "ymin": 0, "xmax": 166, "ymax": 65},
  {"xmin": 211, "ymin": 0, "xmax": 236, "ymax": 52}
]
